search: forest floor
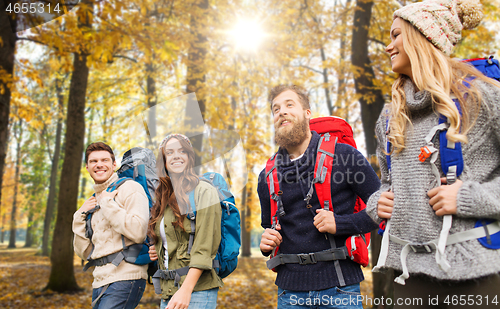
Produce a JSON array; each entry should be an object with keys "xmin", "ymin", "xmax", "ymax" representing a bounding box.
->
[{"xmin": 0, "ymin": 244, "xmax": 373, "ymax": 309}]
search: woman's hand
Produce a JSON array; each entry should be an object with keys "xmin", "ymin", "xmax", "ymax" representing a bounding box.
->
[
  {"xmin": 166, "ymin": 268, "xmax": 203, "ymax": 309},
  {"xmin": 377, "ymin": 191, "xmax": 394, "ymax": 219},
  {"xmin": 428, "ymin": 178, "xmax": 462, "ymax": 216},
  {"xmin": 148, "ymin": 245, "xmax": 158, "ymax": 261},
  {"xmin": 166, "ymin": 287, "xmax": 192, "ymax": 309}
]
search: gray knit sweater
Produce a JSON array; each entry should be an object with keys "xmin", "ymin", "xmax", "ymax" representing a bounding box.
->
[{"xmin": 366, "ymin": 78, "xmax": 500, "ymax": 281}]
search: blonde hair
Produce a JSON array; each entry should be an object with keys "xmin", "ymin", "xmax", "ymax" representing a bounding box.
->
[{"xmin": 389, "ymin": 19, "xmax": 497, "ymax": 154}]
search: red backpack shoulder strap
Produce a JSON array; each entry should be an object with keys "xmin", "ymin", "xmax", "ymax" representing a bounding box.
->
[
  {"xmin": 265, "ymin": 153, "xmax": 283, "ymax": 228},
  {"xmin": 313, "ymin": 134, "xmax": 337, "ymax": 211}
]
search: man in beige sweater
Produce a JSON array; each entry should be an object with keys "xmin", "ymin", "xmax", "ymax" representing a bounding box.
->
[{"xmin": 73, "ymin": 142, "xmax": 149, "ymax": 309}]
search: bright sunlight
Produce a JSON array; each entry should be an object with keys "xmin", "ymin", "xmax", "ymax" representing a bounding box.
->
[{"xmin": 229, "ymin": 19, "xmax": 266, "ymax": 52}]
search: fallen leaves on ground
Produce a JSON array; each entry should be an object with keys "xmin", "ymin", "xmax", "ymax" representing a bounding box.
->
[{"xmin": 0, "ymin": 246, "xmax": 373, "ymax": 308}]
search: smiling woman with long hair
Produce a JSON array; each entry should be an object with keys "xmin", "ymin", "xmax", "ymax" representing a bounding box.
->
[
  {"xmin": 148, "ymin": 134, "xmax": 222, "ymax": 309},
  {"xmin": 365, "ymin": 0, "xmax": 500, "ymax": 307}
]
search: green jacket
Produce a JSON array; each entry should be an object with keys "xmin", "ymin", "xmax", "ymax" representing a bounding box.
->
[{"xmin": 155, "ymin": 180, "xmax": 223, "ymax": 299}]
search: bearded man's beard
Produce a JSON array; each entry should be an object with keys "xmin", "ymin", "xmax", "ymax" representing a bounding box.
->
[{"xmin": 275, "ymin": 115, "xmax": 310, "ymax": 149}]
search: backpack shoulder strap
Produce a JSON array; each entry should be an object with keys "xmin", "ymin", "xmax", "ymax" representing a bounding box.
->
[
  {"xmin": 265, "ymin": 153, "xmax": 283, "ymax": 228},
  {"xmin": 186, "ymin": 188, "xmax": 197, "ymax": 255},
  {"xmin": 438, "ymin": 98, "xmax": 464, "ymax": 184},
  {"xmin": 185, "ymin": 176, "xmax": 218, "ymax": 255},
  {"xmin": 107, "ymin": 176, "xmax": 133, "ymax": 192},
  {"xmin": 385, "ymin": 108, "xmax": 392, "ymax": 177},
  {"xmin": 313, "ymin": 134, "xmax": 337, "ymax": 211},
  {"xmin": 311, "ymin": 134, "xmax": 346, "ymax": 285}
]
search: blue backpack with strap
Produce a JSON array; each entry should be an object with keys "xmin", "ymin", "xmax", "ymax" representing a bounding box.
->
[
  {"xmin": 150, "ymin": 172, "xmax": 241, "ymax": 294},
  {"xmin": 83, "ymin": 147, "xmax": 159, "ymax": 271},
  {"xmin": 187, "ymin": 172, "xmax": 241, "ymax": 279},
  {"xmin": 380, "ymin": 56, "xmax": 500, "ymax": 249}
]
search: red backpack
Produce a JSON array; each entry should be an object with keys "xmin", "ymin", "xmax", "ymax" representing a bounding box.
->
[{"xmin": 265, "ymin": 117, "xmax": 370, "ymax": 278}]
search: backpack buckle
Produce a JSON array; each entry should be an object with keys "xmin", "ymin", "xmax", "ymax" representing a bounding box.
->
[
  {"xmin": 324, "ymin": 133, "xmax": 331, "ymax": 142},
  {"xmin": 418, "ymin": 146, "xmax": 433, "ymax": 162},
  {"xmin": 409, "ymin": 243, "xmax": 433, "ymax": 253},
  {"xmin": 297, "ymin": 253, "xmax": 317, "ymax": 265}
]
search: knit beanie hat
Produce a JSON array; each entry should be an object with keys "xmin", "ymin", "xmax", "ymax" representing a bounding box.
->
[{"xmin": 394, "ymin": 0, "xmax": 483, "ymax": 56}]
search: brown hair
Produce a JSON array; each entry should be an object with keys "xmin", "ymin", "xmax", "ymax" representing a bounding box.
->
[
  {"xmin": 147, "ymin": 136, "xmax": 199, "ymax": 244},
  {"xmin": 268, "ymin": 84, "xmax": 310, "ymax": 110},
  {"xmin": 85, "ymin": 142, "xmax": 115, "ymax": 163}
]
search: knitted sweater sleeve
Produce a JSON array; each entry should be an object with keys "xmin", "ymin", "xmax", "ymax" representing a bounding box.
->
[
  {"xmin": 73, "ymin": 208, "xmax": 92, "ymax": 260},
  {"xmin": 365, "ymin": 106, "xmax": 392, "ymax": 224},
  {"xmin": 257, "ymin": 169, "xmax": 274, "ymax": 257},
  {"xmin": 257, "ymin": 169, "xmax": 272, "ymax": 230},
  {"xmin": 456, "ymin": 81, "xmax": 500, "ymax": 219},
  {"xmin": 98, "ymin": 180, "xmax": 149, "ymax": 244},
  {"xmin": 332, "ymin": 144, "xmax": 381, "ymax": 235}
]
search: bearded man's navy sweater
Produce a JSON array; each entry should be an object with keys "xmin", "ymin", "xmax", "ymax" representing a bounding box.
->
[{"xmin": 258, "ymin": 131, "xmax": 380, "ymax": 291}]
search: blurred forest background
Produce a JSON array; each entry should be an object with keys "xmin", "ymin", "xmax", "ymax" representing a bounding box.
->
[{"xmin": 0, "ymin": 0, "xmax": 499, "ymax": 308}]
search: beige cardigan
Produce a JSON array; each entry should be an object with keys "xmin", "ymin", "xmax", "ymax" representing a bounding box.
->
[{"xmin": 73, "ymin": 173, "xmax": 149, "ymax": 288}]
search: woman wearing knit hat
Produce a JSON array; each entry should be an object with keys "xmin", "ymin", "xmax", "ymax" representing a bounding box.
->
[
  {"xmin": 147, "ymin": 134, "xmax": 223, "ymax": 309},
  {"xmin": 365, "ymin": 0, "xmax": 500, "ymax": 307}
]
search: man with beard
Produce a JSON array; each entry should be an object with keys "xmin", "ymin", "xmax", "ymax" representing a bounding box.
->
[{"xmin": 258, "ymin": 85, "xmax": 380, "ymax": 308}]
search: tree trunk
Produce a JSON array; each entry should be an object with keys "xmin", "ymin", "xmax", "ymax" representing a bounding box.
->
[
  {"xmin": 0, "ymin": 2, "xmax": 17, "ymax": 236},
  {"xmin": 42, "ymin": 77, "xmax": 64, "ymax": 256},
  {"xmin": 46, "ymin": 52, "xmax": 89, "ymax": 292},
  {"xmin": 184, "ymin": 0, "xmax": 208, "ymax": 170},
  {"xmin": 146, "ymin": 62, "xmax": 157, "ymax": 147},
  {"xmin": 320, "ymin": 47, "xmax": 334, "ymax": 116},
  {"xmin": 1, "ymin": 214, "xmax": 5, "ymax": 243},
  {"xmin": 80, "ymin": 106, "xmax": 95, "ymax": 199},
  {"xmin": 24, "ymin": 208, "xmax": 34, "ymax": 247},
  {"xmin": 351, "ymin": 0, "xmax": 385, "ymax": 156},
  {"xmin": 8, "ymin": 119, "xmax": 22, "ymax": 249},
  {"xmin": 336, "ymin": 0, "xmax": 352, "ymax": 119},
  {"xmin": 351, "ymin": 1, "xmax": 391, "ymax": 307},
  {"xmin": 240, "ymin": 184, "xmax": 251, "ymax": 257}
]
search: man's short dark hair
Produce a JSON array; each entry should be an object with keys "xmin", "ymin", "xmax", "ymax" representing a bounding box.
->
[
  {"xmin": 268, "ymin": 85, "xmax": 310, "ymax": 110},
  {"xmin": 85, "ymin": 142, "xmax": 115, "ymax": 163}
]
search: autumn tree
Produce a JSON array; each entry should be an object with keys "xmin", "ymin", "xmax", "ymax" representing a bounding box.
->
[
  {"xmin": 0, "ymin": 2, "xmax": 18, "ymax": 231},
  {"xmin": 45, "ymin": 0, "xmax": 94, "ymax": 292},
  {"xmin": 42, "ymin": 70, "xmax": 66, "ymax": 256},
  {"xmin": 185, "ymin": 0, "xmax": 209, "ymax": 169},
  {"xmin": 350, "ymin": 1, "xmax": 394, "ymax": 305},
  {"xmin": 21, "ymin": 128, "xmax": 49, "ymax": 248},
  {"xmin": 351, "ymin": 0, "xmax": 386, "ymax": 156},
  {"xmin": 7, "ymin": 118, "xmax": 23, "ymax": 248}
]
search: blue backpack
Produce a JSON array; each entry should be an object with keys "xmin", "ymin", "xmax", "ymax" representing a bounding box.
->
[
  {"xmin": 151, "ymin": 172, "xmax": 241, "ymax": 294},
  {"xmin": 186, "ymin": 172, "xmax": 241, "ymax": 278},
  {"xmin": 380, "ymin": 56, "xmax": 500, "ymax": 249},
  {"xmin": 83, "ymin": 147, "xmax": 159, "ymax": 271}
]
